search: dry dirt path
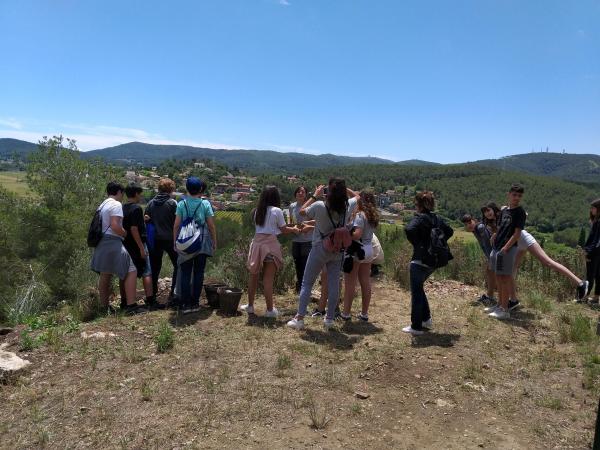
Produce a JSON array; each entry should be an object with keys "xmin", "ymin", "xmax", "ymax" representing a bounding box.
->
[{"xmin": 0, "ymin": 280, "xmax": 598, "ymax": 449}]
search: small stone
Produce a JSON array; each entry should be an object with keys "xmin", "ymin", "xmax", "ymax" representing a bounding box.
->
[
  {"xmin": 435, "ymin": 399, "xmax": 452, "ymax": 408},
  {"xmin": 504, "ymin": 344, "xmax": 511, "ymax": 350},
  {"xmin": 482, "ymin": 363, "xmax": 491, "ymax": 370},
  {"xmin": 355, "ymin": 392, "xmax": 370, "ymax": 399},
  {"xmin": 414, "ymin": 374, "xmax": 421, "ymax": 379},
  {"xmin": 81, "ymin": 331, "xmax": 116, "ymax": 339}
]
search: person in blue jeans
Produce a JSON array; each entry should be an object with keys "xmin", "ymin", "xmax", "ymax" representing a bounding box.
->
[
  {"xmin": 173, "ymin": 177, "xmax": 217, "ymax": 314},
  {"xmin": 403, "ymin": 191, "xmax": 453, "ymax": 336},
  {"xmin": 287, "ymin": 178, "xmax": 359, "ymax": 330}
]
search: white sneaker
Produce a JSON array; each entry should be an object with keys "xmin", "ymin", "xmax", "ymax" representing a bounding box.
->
[
  {"xmin": 488, "ymin": 307, "xmax": 510, "ymax": 320},
  {"xmin": 323, "ymin": 318, "xmax": 335, "ymax": 329},
  {"xmin": 422, "ymin": 318, "xmax": 433, "ymax": 330},
  {"xmin": 286, "ymin": 317, "xmax": 304, "ymax": 330},
  {"xmin": 240, "ymin": 304, "xmax": 254, "ymax": 314},
  {"xmin": 484, "ymin": 305, "xmax": 498, "ymax": 313},
  {"xmin": 264, "ymin": 307, "xmax": 279, "ymax": 318},
  {"xmin": 402, "ymin": 326, "xmax": 425, "ymax": 336}
]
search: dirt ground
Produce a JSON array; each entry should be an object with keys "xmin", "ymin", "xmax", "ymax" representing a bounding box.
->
[{"xmin": 1, "ymin": 279, "xmax": 598, "ymax": 450}]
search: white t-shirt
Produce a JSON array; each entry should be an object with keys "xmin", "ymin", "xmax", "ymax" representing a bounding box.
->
[
  {"xmin": 98, "ymin": 198, "xmax": 124, "ymax": 239},
  {"xmin": 255, "ymin": 206, "xmax": 286, "ymax": 235}
]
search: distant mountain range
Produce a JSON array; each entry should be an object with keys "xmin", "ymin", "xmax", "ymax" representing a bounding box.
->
[{"xmin": 1, "ymin": 137, "xmax": 598, "ymax": 182}]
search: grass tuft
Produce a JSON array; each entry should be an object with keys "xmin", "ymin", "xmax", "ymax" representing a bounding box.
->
[{"xmin": 154, "ymin": 320, "xmax": 174, "ymax": 353}]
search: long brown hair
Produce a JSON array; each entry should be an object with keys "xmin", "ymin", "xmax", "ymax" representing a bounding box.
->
[
  {"xmin": 254, "ymin": 186, "xmax": 281, "ymax": 226},
  {"xmin": 481, "ymin": 201, "xmax": 500, "ymax": 233},
  {"xmin": 591, "ymin": 198, "xmax": 600, "ymax": 222},
  {"xmin": 355, "ymin": 191, "xmax": 379, "ymax": 228},
  {"xmin": 326, "ymin": 177, "xmax": 348, "ymax": 215}
]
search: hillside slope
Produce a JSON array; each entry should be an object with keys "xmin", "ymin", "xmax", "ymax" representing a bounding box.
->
[
  {"xmin": 0, "ymin": 280, "xmax": 597, "ymax": 449},
  {"xmin": 82, "ymin": 142, "xmax": 395, "ymax": 173},
  {"xmin": 0, "ymin": 138, "xmax": 38, "ymax": 158},
  {"xmin": 303, "ymin": 163, "xmax": 598, "ymax": 231},
  {"xmin": 471, "ymin": 152, "xmax": 600, "ymax": 183}
]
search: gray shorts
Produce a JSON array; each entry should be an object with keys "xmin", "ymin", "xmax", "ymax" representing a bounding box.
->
[{"xmin": 490, "ymin": 246, "xmax": 518, "ymax": 276}]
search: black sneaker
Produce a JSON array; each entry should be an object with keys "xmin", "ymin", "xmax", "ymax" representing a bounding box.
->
[
  {"xmin": 576, "ymin": 281, "xmax": 589, "ymax": 302},
  {"xmin": 340, "ymin": 313, "xmax": 351, "ymax": 321},
  {"xmin": 123, "ymin": 304, "xmax": 148, "ymax": 316},
  {"xmin": 477, "ymin": 295, "xmax": 496, "ymax": 307},
  {"xmin": 507, "ymin": 299, "xmax": 521, "ymax": 311},
  {"xmin": 183, "ymin": 305, "xmax": 201, "ymax": 315},
  {"xmin": 311, "ymin": 309, "xmax": 325, "ymax": 317}
]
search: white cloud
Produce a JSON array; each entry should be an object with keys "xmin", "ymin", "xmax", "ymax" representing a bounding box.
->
[
  {"xmin": 0, "ymin": 122, "xmax": 245, "ymax": 151},
  {"xmin": 279, "ymin": 0, "xmax": 290, "ymax": 5},
  {"xmin": 0, "ymin": 117, "xmax": 23, "ymax": 129}
]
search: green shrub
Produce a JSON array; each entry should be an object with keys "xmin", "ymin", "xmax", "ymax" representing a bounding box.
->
[{"xmin": 155, "ymin": 320, "xmax": 174, "ymax": 353}]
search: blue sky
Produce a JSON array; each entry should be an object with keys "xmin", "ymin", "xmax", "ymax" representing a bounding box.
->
[{"xmin": 0, "ymin": 0, "xmax": 598, "ymax": 163}]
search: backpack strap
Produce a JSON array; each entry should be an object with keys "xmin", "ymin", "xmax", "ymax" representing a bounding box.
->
[{"xmin": 98, "ymin": 199, "xmax": 113, "ymax": 235}]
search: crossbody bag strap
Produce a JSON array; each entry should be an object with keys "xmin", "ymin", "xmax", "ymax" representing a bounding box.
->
[{"xmin": 99, "ymin": 199, "xmax": 112, "ymax": 234}]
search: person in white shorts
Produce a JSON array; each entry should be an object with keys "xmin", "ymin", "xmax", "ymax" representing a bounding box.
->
[
  {"xmin": 341, "ymin": 191, "xmax": 379, "ymax": 322},
  {"xmin": 512, "ymin": 230, "xmax": 588, "ymax": 303}
]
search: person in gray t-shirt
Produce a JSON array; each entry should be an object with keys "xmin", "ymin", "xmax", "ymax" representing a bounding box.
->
[{"xmin": 287, "ymin": 178, "xmax": 359, "ymax": 330}]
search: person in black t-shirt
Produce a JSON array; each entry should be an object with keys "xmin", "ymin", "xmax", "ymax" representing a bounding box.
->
[
  {"xmin": 122, "ymin": 183, "xmax": 157, "ymax": 308},
  {"xmin": 488, "ymin": 184, "xmax": 526, "ymax": 320}
]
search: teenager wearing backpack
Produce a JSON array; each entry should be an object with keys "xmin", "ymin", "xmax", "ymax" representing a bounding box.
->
[
  {"xmin": 90, "ymin": 181, "xmax": 144, "ymax": 315},
  {"xmin": 241, "ymin": 186, "xmax": 300, "ymax": 317},
  {"xmin": 145, "ymin": 178, "xmax": 178, "ymax": 306},
  {"xmin": 173, "ymin": 177, "xmax": 217, "ymax": 314},
  {"xmin": 287, "ymin": 178, "xmax": 359, "ymax": 330},
  {"xmin": 403, "ymin": 191, "xmax": 453, "ymax": 335}
]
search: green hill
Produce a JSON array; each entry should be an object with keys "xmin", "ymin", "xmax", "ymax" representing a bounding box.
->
[
  {"xmin": 471, "ymin": 152, "xmax": 600, "ymax": 184},
  {"xmin": 302, "ymin": 163, "xmax": 598, "ymax": 232},
  {"xmin": 81, "ymin": 141, "xmax": 395, "ymax": 174},
  {"xmin": 0, "ymin": 138, "xmax": 38, "ymax": 158}
]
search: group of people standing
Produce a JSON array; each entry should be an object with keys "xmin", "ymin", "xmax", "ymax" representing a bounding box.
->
[
  {"xmin": 90, "ymin": 177, "xmax": 217, "ymax": 314},
  {"xmin": 90, "ymin": 175, "xmax": 600, "ymax": 334},
  {"xmin": 461, "ymin": 186, "xmax": 600, "ymax": 321},
  {"xmin": 241, "ymin": 178, "xmax": 381, "ymax": 329}
]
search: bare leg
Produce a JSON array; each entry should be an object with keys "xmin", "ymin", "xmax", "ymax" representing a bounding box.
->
[
  {"xmin": 486, "ymin": 267, "xmax": 496, "ymax": 299},
  {"xmin": 528, "ymin": 243, "xmax": 582, "ymax": 286},
  {"xmin": 123, "ymin": 271, "xmax": 138, "ymax": 306},
  {"xmin": 318, "ymin": 269, "xmax": 328, "ymax": 311},
  {"xmin": 342, "ymin": 262, "xmax": 359, "ymax": 315},
  {"xmin": 99, "ymin": 273, "xmax": 113, "ymax": 307},
  {"xmin": 358, "ymin": 263, "xmax": 372, "ymax": 315},
  {"xmin": 262, "ymin": 261, "xmax": 277, "ymax": 311},
  {"xmin": 247, "ymin": 271, "xmax": 260, "ymax": 307},
  {"xmin": 143, "ymin": 276, "xmax": 153, "ymax": 297},
  {"xmin": 497, "ymin": 274, "xmax": 511, "ymax": 309},
  {"xmin": 511, "ymin": 250, "xmax": 527, "ymax": 300}
]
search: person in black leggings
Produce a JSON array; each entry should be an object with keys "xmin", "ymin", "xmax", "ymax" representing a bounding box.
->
[
  {"xmin": 584, "ymin": 199, "xmax": 600, "ymax": 303},
  {"xmin": 145, "ymin": 178, "xmax": 179, "ymax": 305},
  {"xmin": 289, "ymin": 186, "xmax": 316, "ymax": 293}
]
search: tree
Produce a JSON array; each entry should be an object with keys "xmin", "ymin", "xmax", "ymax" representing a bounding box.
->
[{"xmin": 25, "ymin": 136, "xmax": 120, "ymax": 299}]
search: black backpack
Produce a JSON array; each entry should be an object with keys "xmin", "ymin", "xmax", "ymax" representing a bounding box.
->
[
  {"xmin": 422, "ymin": 214, "xmax": 453, "ymax": 269},
  {"xmin": 87, "ymin": 200, "xmax": 109, "ymax": 247}
]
